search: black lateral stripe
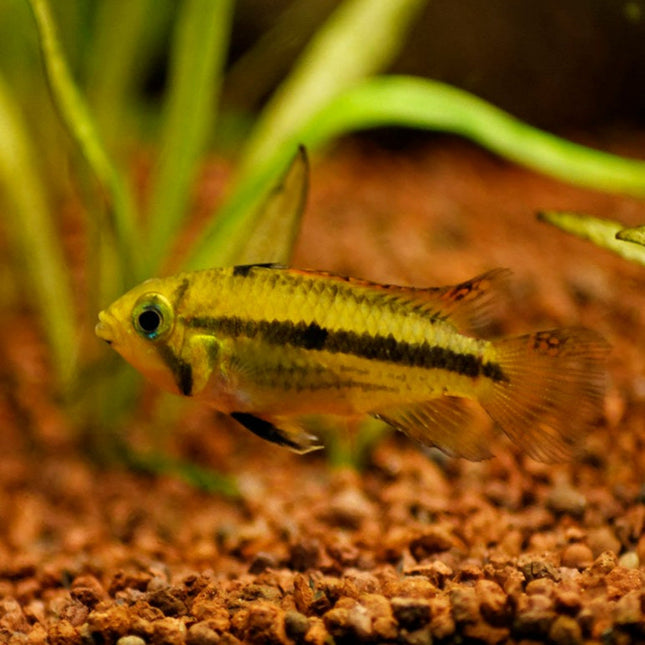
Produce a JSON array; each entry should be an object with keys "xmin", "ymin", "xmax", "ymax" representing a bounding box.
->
[
  {"xmin": 156, "ymin": 344, "xmax": 193, "ymax": 396},
  {"xmin": 187, "ymin": 315, "xmax": 508, "ymax": 382}
]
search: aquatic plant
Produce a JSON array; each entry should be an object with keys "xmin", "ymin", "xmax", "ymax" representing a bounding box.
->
[{"xmin": 539, "ymin": 211, "xmax": 645, "ymax": 266}]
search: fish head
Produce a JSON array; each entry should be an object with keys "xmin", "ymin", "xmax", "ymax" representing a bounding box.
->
[{"xmin": 96, "ymin": 277, "xmax": 187, "ymax": 395}]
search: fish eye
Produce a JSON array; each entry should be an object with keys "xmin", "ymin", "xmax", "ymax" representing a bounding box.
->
[{"xmin": 132, "ymin": 294, "xmax": 173, "ymax": 340}]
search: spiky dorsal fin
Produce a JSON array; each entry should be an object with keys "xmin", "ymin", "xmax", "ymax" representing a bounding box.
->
[{"xmin": 415, "ymin": 268, "xmax": 511, "ymax": 336}]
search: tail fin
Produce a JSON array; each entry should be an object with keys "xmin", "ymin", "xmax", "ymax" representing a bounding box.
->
[{"xmin": 481, "ymin": 328, "xmax": 610, "ymax": 462}]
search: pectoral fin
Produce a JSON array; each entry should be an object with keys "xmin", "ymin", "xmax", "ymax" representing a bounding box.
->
[
  {"xmin": 230, "ymin": 412, "xmax": 323, "ymax": 454},
  {"xmin": 372, "ymin": 397, "xmax": 498, "ymax": 461}
]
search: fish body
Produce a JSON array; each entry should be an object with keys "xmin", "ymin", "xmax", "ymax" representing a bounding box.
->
[{"xmin": 96, "ymin": 264, "xmax": 609, "ymax": 461}]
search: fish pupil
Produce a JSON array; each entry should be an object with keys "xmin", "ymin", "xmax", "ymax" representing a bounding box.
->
[{"xmin": 138, "ymin": 308, "xmax": 162, "ymax": 336}]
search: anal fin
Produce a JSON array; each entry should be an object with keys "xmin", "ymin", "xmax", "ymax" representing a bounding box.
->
[
  {"xmin": 372, "ymin": 397, "xmax": 498, "ymax": 461},
  {"xmin": 231, "ymin": 412, "xmax": 323, "ymax": 454}
]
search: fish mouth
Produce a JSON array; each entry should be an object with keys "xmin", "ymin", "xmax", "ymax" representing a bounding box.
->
[{"xmin": 95, "ymin": 311, "xmax": 114, "ymax": 345}]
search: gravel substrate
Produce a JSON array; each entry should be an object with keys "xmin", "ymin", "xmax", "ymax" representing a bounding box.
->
[{"xmin": 1, "ymin": 441, "xmax": 644, "ymax": 644}]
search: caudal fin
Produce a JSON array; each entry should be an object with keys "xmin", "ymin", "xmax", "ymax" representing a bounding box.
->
[{"xmin": 481, "ymin": 328, "xmax": 610, "ymax": 462}]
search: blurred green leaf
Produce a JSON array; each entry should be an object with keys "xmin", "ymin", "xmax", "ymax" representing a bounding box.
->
[
  {"xmin": 186, "ymin": 0, "xmax": 427, "ymax": 270},
  {"xmin": 146, "ymin": 0, "xmax": 233, "ymax": 274},
  {"xmin": 238, "ymin": 0, "xmax": 428, "ymax": 174},
  {"xmin": 85, "ymin": 0, "xmax": 167, "ymax": 147},
  {"xmin": 538, "ymin": 211, "xmax": 645, "ymax": 266},
  {"xmin": 0, "ymin": 72, "xmax": 77, "ymax": 388},
  {"xmin": 188, "ymin": 74, "xmax": 645, "ymax": 270},
  {"xmin": 295, "ymin": 76, "xmax": 645, "ymax": 198},
  {"xmin": 27, "ymin": 0, "xmax": 141, "ymax": 284},
  {"xmin": 224, "ymin": 0, "xmax": 337, "ymax": 112}
]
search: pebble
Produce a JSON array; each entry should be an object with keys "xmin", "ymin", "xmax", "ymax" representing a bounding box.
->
[
  {"xmin": 149, "ymin": 617, "xmax": 186, "ymax": 644},
  {"xmin": 0, "ymin": 599, "xmax": 29, "ymax": 633},
  {"xmin": 20, "ymin": 623, "xmax": 47, "ymax": 644},
  {"xmin": 324, "ymin": 488, "xmax": 374, "ymax": 529},
  {"xmin": 47, "ymin": 620, "xmax": 81, "ymax": 645},
  {"xmin": 186, "ymin": 621, "xmax": 222, "ymax": 645},
  {"xmin": 450, "ymin": 586, "xmax": 479, "ymax": 624},
  {"xmin": 605, "ymin": 566, "xmax": 643, "ymax": 599},
  {"xmin": 525, "ymin": 578, "xmax": 555, "ymax": 596},
  {"xmin": 324, "ymin": 598, "xmax": 372, "ymax": 641},
  {"xmin": 612, "ymin": 590, "xmax": 643, "ymax": 625},
  {"xmin": 398, "ymin": 626, "xmax": 433, "ymax": 645},
  {"xmin": 409, "ymin": 526, "xmax": 455, "ymax": 560},
  {"xmin": 116, "ymin": 637, "xmax": 146, "ymax": 645},
  {"xmin": 517, "ymin": 556, "xmax": 561, "ymax": 582},
  {"xmin": 284, "ymin": 609, "xmax": 309, "ymax": 640},
  {"xmin": 475, "ymin": 580, "xmax": 510, "ymax": 626},
  {"xmin": 587, "ymin": 527, "xmax": 621, "ymax": 557},
  {"xmin": 289, "ymin": 540, "xmax": 320, "ymax": 571},
  {"xmin": 617, "ymin": 550, "xmax": 639, "ymax": 569},
  {"xmin": 248, "ymin": 551, "xmax": 279, "ymax": 574},
  {"xmin": 461, "ymin": 620, "xmax": 510, "ymax": 644},
  {"xmin": 548, "ymin": 614, "xmax": 583, "ymax": 645},
  {"xmin": 561, "ymin": 543, "xmax": 594, "ymax": 569},
  {"xmin": 70, "ymin": 574, "xmax": 108, "ymax": 609},
  {"xmin": 553, "ymin": 589, "xmax": 582, "ymax": 615},
  {"xmin": 390, "ymin": 597, "xmax": 431, "ymax": 630},
  {"xmin": 546, "ymin": 485, "xmax": 587, "ymax": 517},
  {"xmin": 590, "ymin": 550, "xmax": 618, "ymax": 574},
  {"xmin": 359, "ymin": 593, "xmax": 397, "ymax": 640},
  {"xmin": 428, "ymin": 595, "xmax": 455, "ymax": 640},
  {"xmin": 230, "ymin": 602, "xmax": 286, "ymax": 644},
  {"xmin": 147, "ymin": 586, "xmax": 188, "ymax": 616},
  {"xmin": 87, "ymin": 604, "xmax": 132, "ymax": 640}
]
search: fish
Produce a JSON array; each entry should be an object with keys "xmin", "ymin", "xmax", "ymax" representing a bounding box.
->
[{"xmin": 95, "ymin": 263, "xmax": 610, "ymax": 462}]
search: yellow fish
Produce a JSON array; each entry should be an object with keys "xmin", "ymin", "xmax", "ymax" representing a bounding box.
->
[{"xmin": 96, "ymin": 264, "xmax": 609, "ymax": 461}]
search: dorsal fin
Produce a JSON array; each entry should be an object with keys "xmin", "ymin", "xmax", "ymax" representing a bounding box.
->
[
  {"xmin": 416, "ymin": 268, "xmax": 512, "ymax": 336},
  {"xmin": 232, "ymin": 262, "xmax": 285, "ymax": 277}
]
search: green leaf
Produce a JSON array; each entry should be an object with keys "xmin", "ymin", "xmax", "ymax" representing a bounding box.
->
[
  {"xmin": 188, "ymin": 75, "xmax": 645, "ymax": 271},
  {"xmin": 187, "ymin": 0, "xmax": 427, "ymax": 271},
  {"xmin": 146, "ymin": 0, "xmax": 233, "ymax": 274},
  {"xmin": 27, "ymin": 0, "xmax": 142, "ymax": 283},
  {"xmin": 538, "ymin": 211, "xmax": 645, "ymax": 266},
  {"xmin": 224, "ymin": 0, "xmax": 338, "ymax": 111},
  {"xmin": 85, "ymin": 0, "xmax": 168, "ymax": 147},
  {"xmin": 0, "ymin": 71, "xmax": 77, "ymax": 388},
  {"xmin": 294, "ymin": 76, "xmax": 645, "ymax": 198},
  {"xmin": 238, "ymin": 0, "xmax": 428, "ymax": 175}
]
